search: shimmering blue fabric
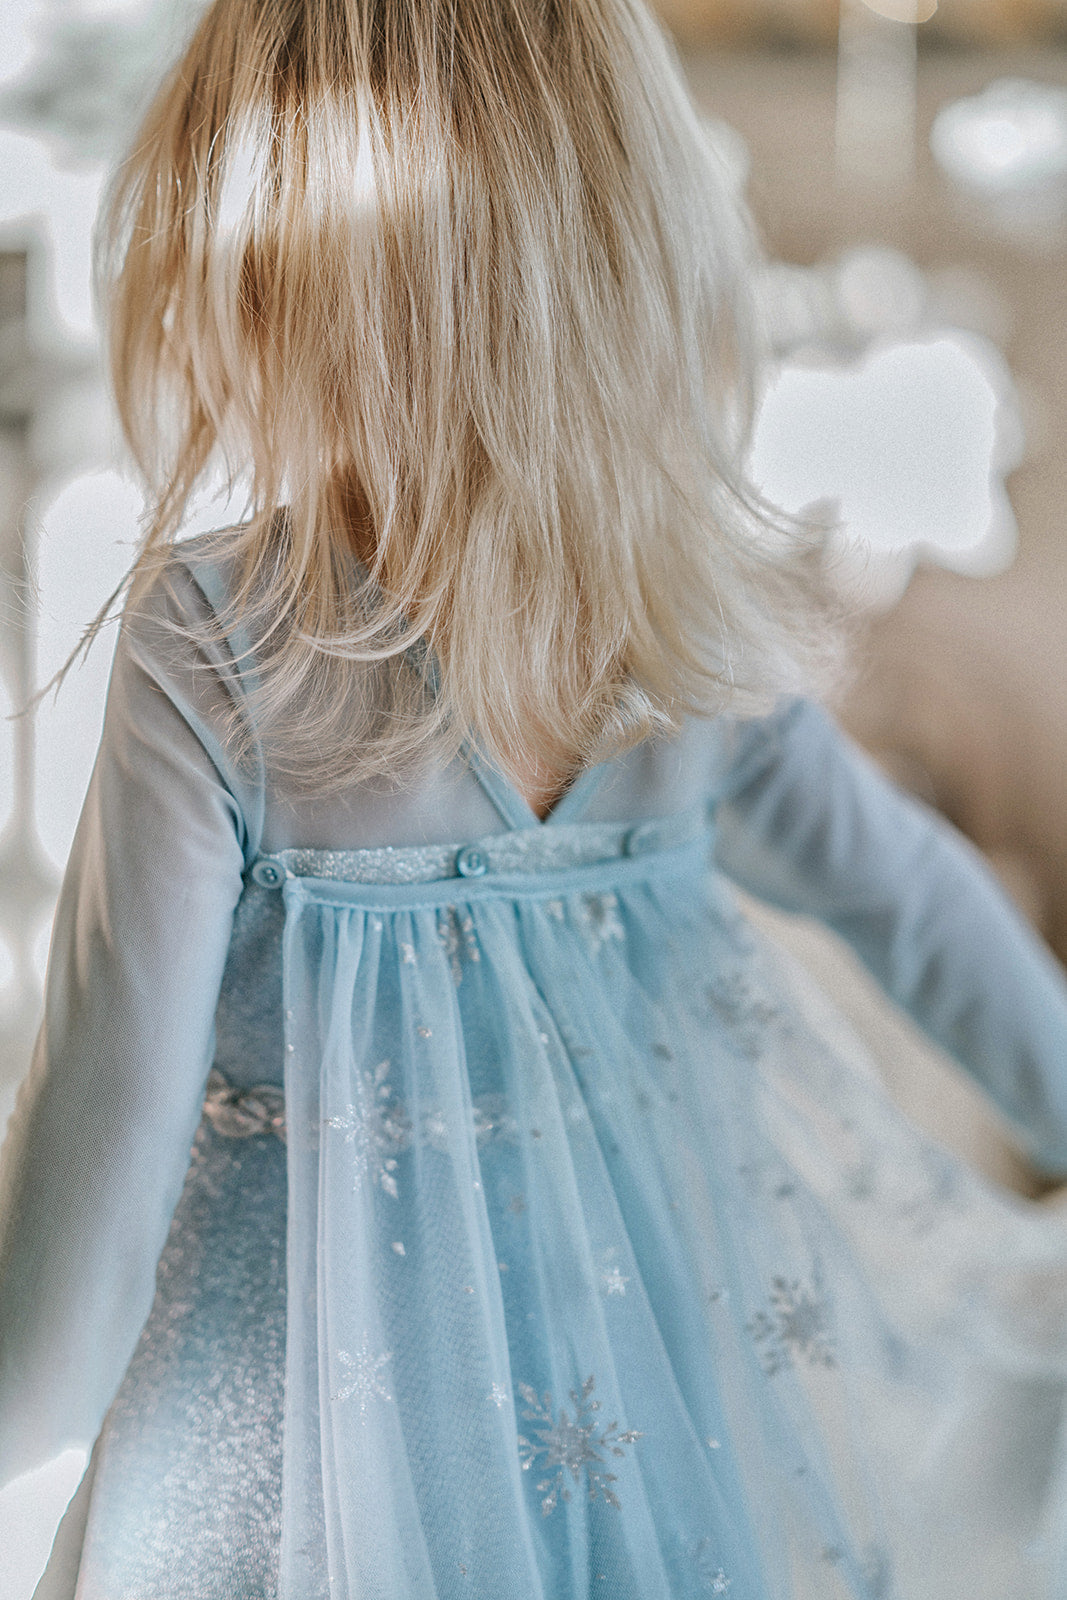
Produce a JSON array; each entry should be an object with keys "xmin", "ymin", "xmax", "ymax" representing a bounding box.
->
[
  {"xmin": 277, "ymin": 834, "xmax": 771, "ymax": 1600},
  {"xmin": 6, "ymin": 536, "xmax": 1067, "ymax": 1600}
]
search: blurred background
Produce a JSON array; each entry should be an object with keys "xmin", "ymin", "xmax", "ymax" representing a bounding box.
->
[{"xmin": 2, "ymin": 0, "xmax": 1067, "ymax": 1227}]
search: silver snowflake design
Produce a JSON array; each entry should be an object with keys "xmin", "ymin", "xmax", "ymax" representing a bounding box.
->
[
  {"xmin": 419, "ymin": 1106, "xmax": 453, "ymax": 1151},
  {"xmin": 331, "ymin": 1338, "xmax": 394, "ymax": 1418},
  {"xmin": 490, "ymin": 1382, "xmax": 510, "ymax": 1409},
  {"xmin": 691, "ymin": 1536, "xmax": 732, "ymax": 1593},
  {"xmin": 747, "ymin": 1275, "xmax": 835, "ymax": 1376},
  {"xmin": 471, "ymin": 1093, "xmax": 520, "ymax": 1147},
  {"xmin": 705, "ymin": 970, "xmax": 781, "ymax": 1058},
  {"xmin": 419, "ymin": 1094, "xmax": 519, "ymax": 1153},
  {"xmin": 438, "ymin": 905, "xmax": 480, "ymax": 984},
  {"xmin": 325, "ymin": 1059, "xmax": 411, "ymax": 1199},
  {"xmin": 600, "ymin": 1266, "xmax": 630, "ymax": 1298},
  {"xmin": 517, "ymin": 1375, "xmax": 642, "ymax": 1516},
  {"xmin": 577, "ymin": 892, "xmax": 625, "ymax": 953}
]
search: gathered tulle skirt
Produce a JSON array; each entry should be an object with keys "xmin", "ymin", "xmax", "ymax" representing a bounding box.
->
[{"xmin": 47, "ymin": 837, "xmax": 1067, "ymax": 1599}]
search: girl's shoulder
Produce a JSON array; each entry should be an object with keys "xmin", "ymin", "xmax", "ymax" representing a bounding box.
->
[
  {"xmin": 116, "ymin": 527, "xmax": 265, "ymax": 826},
  {"xmin": 124, "ymin": 526, "xmax": 245, "ymax": 630},
  {"xmin": 120, "ymin": 526, "xmax": 256, "ymax": 701},
  {"xmin": 167, "ymin": 526, "xmax": 247, "ymax": 620}
]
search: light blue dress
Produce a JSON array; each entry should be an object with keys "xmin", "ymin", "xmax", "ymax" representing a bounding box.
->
[{"xmin": 5, "ymin": 535, "xmax": 1067, "ymax": 1600}]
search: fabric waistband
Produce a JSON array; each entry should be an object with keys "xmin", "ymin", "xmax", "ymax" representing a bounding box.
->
[{"xmin": 247, "ymin": 807, "xmax": 709, "ymax": 891}]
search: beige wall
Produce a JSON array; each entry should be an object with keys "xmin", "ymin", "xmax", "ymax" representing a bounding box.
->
[{"xmin": 654, "ymin": 0, "xmax": 1067, "ymax": 46}]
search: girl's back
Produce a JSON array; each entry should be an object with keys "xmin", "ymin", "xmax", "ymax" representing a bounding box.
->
[{"xmin": 7, "ymin": 2, "xmax": 1067, "ymax": 1598}]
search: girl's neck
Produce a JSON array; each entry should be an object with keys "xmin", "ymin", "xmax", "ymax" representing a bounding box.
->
[
  {"xmin": 508, "ymin": 756, "xmax": 570, "ymax": 820},
  {"xmin": 341, "ymin": 513, "xmax": 575, "ymax": 817}
]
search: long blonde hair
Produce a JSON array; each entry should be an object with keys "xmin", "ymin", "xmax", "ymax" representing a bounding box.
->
[{"xmin": 99, "ymin": 0, "xmax": 839, "ymax": 791}]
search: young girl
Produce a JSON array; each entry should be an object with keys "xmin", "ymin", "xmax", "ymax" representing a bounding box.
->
[{"xmin": 5, "ymin": 1, "xmax": 1067, "ymax": 1596}]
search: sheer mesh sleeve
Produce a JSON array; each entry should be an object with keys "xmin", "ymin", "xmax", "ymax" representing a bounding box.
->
[
  {"xmin": 0, "ymin": 556, "xmax": 258, "ymax": 1485},
  {"xmin": 714, "ymin": 698, "xmax": 1067, "ymax": 1176}
]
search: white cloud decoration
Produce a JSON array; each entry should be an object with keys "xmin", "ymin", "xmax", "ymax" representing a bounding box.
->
[{"xmin": 749, "ymin": 329, "xmax": 1023, "ymax": 608}]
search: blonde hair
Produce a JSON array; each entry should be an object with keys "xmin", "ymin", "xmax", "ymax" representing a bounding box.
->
[{"xmin": 99, "ymin": 0, "xmax": 840, "ymax": 791}]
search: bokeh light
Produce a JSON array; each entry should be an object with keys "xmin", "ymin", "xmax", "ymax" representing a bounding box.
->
[{"xmin": 750, "ymin": 332, "xmax": 1020, "ymax": 605}]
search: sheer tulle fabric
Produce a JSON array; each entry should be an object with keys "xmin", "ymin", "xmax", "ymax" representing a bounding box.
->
[{"xmin": 274, "ymin": 834, "xmax": 1067, "ymax": 1600}]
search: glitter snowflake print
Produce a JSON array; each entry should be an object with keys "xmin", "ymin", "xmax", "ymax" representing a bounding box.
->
[
  {"xmin": 438, "ymin": 905, "xmax": 480, "ymax": 985},
  {"xmin": 598, "ymin": 1248, "xmax": 630, "ymax": 1298},
  {"xmin": 470, "ymin": 1093, "xmax": 519, "ymax": 1147},
  {"xmin": 517, "ymin": 1375, "xmax": 642, "ymax": 1516},
  {"xmin": 690, "ymin": 1540, "xmax": 733, "ymax": 1595},
  {"xmin": 325, "ymin": 1059, "xmax": 411, "ymax": 1198},
  {"xmin": 705, "ymin": 969, "xmax": 782, "ymax": 1059},
  {"xmin": 331, "ymin": 1338, "xmax": 394, "ymax": 1419},
  {"xmin": 577, "ymin": 893, "xmax": 625, "ymax": 954},
  {"xmin": 747, "ymin": 1275, "xmax": 835, "ymax": 1376},
  {"xmin": 419, "ymin": 1093, "xmax": 519, "ymax": 1154}
]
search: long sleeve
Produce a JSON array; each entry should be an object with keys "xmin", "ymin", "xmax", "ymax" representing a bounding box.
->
[
  {"xmin": 714, "ymin": 698, "xmax": 1067, "ymax": 1177},
  {"xmin": 0, "ymin": 561, "xmax": 260, "ymax": 1486}
]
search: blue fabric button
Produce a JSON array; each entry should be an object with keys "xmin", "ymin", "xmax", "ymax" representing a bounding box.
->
[
  {"xmin": 251, "ymin": 859, "xmax": 285, "ymax": 888},
  {"xmin": 455, "ymin": 846, "xmax": 488, "ymax": 878},
  {"xmin": 623, "ymin": 824, "xmax": 657, "ymax": 857}
]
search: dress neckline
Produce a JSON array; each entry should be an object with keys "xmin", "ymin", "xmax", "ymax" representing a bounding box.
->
[{"xmin": 463, "ymin": 742, "xmax": 609, "ymax": 832}]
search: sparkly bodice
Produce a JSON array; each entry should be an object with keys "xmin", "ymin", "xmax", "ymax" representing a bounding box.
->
[{"xmin": 248, "ymin": 808, "xmax": 707, "ymax": 890}]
